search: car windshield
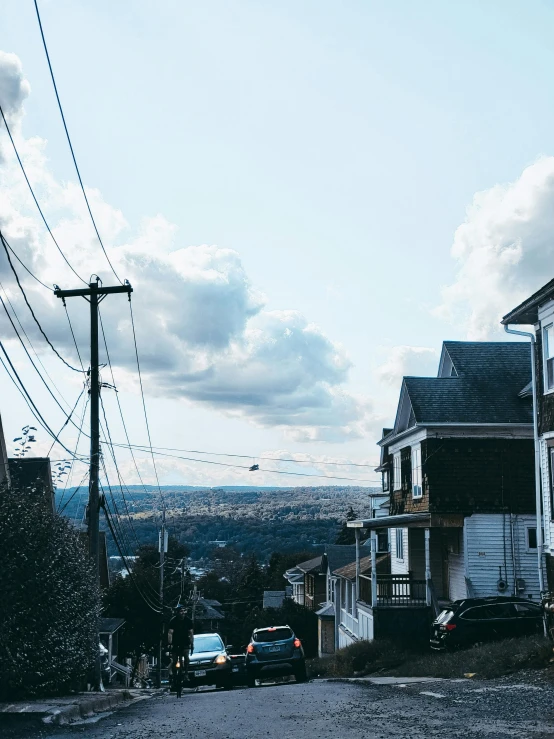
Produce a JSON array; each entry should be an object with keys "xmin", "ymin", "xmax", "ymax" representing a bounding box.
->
[
  {"xmin": 253, "ymin": 627, "xmax": 293, "ymax": 643},
  {"xmin": 193, "ymin": 635, "xmax": 224, "ymax": 653}
]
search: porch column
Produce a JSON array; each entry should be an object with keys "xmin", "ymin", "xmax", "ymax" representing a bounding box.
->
[
  {"xmin": 354, "ymin": 528, "xmax": 360, "ymax": 618},
  {"xmin": 333, "ymin": 578, "xmax": 340, "ymax": 651},
  {"xmin": 371, "ymin": 530, "xmax": 377, "ymax": 608},
  {"xmin": 425, "ymin": 528, "xmax": 432, "ymax": 607}
]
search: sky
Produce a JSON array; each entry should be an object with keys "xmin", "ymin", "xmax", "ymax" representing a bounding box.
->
[{"xmin": 1, "ymin": 0, "xmax": 554, "ymax": 489}]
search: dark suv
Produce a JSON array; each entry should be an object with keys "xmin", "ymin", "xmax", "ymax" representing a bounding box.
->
[
  {"xmin": 245, "ymin": 626, "xmax": 306, "ymax": 686},
  {"xmin": 430, "ymin": 596, "xmax": 543, "ymax": 651}
]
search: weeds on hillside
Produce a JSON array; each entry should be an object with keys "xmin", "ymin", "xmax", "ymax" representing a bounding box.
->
[{"xmin": 308, "ymin": 636, "xmax": 553, "ymax": 680}]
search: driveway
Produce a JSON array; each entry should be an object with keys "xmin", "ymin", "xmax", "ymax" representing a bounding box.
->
[{"xmin": 5, "ymin": 676, "xmax": 554, "ymax": 739}]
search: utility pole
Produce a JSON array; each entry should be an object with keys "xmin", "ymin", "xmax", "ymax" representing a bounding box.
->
[
  {"xmin": 157, "ymin": 508, "xmax": 167, "ymax": 688},
  {"xmin": 55, "ymin": 279, "xmax": 132, "ymax": 689}
]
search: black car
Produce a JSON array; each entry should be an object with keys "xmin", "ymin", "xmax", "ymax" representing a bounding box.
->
[
  {"xmin": 430, "ymin": 596, "xmax": 543, "ymax": 651},
  {"xmin": 245, "ymin": 625, "xmax": 306, "ymax": 686},
  {"xmin": 186, "ymin": 632, "xmax": 233, "ymax": 688}
]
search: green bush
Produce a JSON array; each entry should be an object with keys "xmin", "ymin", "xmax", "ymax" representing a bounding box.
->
[
  {"xmin": 308, "ymin": 635, "xmax": 553, "ymax": 680},
  {"xmin": 0, "ymin": 483, "xmax": 101, "ymax": 699}
]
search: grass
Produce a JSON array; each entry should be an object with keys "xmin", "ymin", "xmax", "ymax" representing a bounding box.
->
[{"xmin": 308, "ymin": 635, "xmax": 554, "ymax": 680}]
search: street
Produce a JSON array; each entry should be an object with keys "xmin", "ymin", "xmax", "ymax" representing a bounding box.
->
[{"xmin": 10, "ymin": 676, "xmax": 554, "ymax": 739}]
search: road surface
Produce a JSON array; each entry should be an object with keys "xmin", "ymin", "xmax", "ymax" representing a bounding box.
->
[{"xmin": 6, "ymin": 676, "xmax": 554, "ymax": 739}]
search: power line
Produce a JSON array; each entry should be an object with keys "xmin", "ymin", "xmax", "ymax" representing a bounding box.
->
[
  {"xmin": 119, "ymin": 443, "xmax": 380, "ymax": 470},
  {"xmin": 57, "ymin": 394, "xmax": 89, "ymax": 512},
  {"xmin": 0, "ymin": 230, "xmax": 84, "ymax": 373},
  {"xmin": 0, "ymin": 338, "xmax": 84, "ymax": 459},
  {"xmin": 128, "ymin": 295, "xmax": 166, "ymax": 510},
  {"xmin": 2, "ymin": 236, "xmax": 52, "ymax": 292},
  {"xmin": 33, "ymin": 0, "xmax": 122, "ymax": 285},
  {"xmin": 0, "ymin": 102, "xmax": 87, "ymax": 285}
]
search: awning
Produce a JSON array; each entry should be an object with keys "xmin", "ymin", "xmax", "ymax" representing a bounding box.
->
[{"xmin": 347, "ymin": 512, "xmax": 464, "ymax": 530}]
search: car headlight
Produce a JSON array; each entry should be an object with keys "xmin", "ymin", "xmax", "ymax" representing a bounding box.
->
[{"xmin": 214, "ymin": 654, "xmax": 227, "ymax": 665}]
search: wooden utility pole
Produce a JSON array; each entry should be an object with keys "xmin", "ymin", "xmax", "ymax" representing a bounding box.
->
[{"xmin": 55, "ymin": 279, "xmax": 132, "ymax": 688}]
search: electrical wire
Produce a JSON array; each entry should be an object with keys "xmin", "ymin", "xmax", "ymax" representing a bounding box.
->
[
  {"xmin": 0, "ymin": 231, "xmax": 84, "ymax": 373},
  {"xmin": 102, "ymin": 501, "xmax": 162, "ymax": 613},
  {"xmin": 0, "ymin": 102, "xmax": 87, "ymax": 285},
  {"xmin": 98, "ymin": 307, "xmax": 150, "ymax": 496},
  {"xmin": 128, "ymin": 296, "xmax": 166, "ymax": 510},
  {"xmin": 57, "ymin": 393, "xmax": 89, "ymax": 512},
  {"xmin": 2, "ymin": 236, "xmax": 52, "ymax": 292},
  {"xmin": 33, "ymin": 0, "xmax": 122, "ymax": 284},
  {"xmin": 0, "ymin": 339, "xmax": 85, "ymax": 459}
]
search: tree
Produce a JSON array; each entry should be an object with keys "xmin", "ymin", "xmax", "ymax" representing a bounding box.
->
[
  {"xmin": 104, "ymin": 536, "xmax": 191, "ymax": 665},
  {"xmin": 334, "ymin": 506, "xmax": 358, "ymax": 544},
  {"xmin": 265, "ymin": 551, "xmax": 314, "ymax": 590},
  {"xmin": 0, "ymin": 483, "xmax": 101, "ymax": 699}
]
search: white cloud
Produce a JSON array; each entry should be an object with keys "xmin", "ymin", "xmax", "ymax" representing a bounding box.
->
[
  {"xmin": 0, "ymin": 52, "xmax": 367, "ymax": 442},
  {"xmin": 435, "ymin": 156, "xmax": 554, "ymax": 339},
  {"xmin": 375, "ymin": 345, "xmax": 439, "ymax": 386}
]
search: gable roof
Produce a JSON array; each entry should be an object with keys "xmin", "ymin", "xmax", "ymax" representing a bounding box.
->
[
  {"xmin": 384, "ymin": 341, "xmax": 532, "ymax": 440},
  {"xmin": 502, "ymin": 278, "xmax": 554, "ymax": 325},
  {"xmin": 296, "ymin": 555, "xmax": 323, "ymax": 574}
]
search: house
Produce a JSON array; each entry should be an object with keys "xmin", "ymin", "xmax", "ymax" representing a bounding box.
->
[
  {"xmin": 8, "ymin": 457, "xmax": 55, "ymax": 512},
  {"xmin": 346, "ymin": 341, "xmax": 542, "ymax": 644},
  {"xmin": 286, "ymin": 545, "xmax": 372, "ymax": 656},
  {"xmin": 333, "ymin": 553, "xmax": 390, "ymax": 647},
  {"xmin": 501, "ymin": 278, "xmax": 554, "ymax": 592},
  {"xmin": 193, "ymin": 597, "xmax": 225, "ymax": 632},
  {"xmin": 99, "ymin": 617, "xmax": 128, "ymax": 685},
  {"xmin": 263, "ymin": 588, "xmax": 292, "ymax": 610},
  {"xmin": 283, "ymin": 566, "xmax": 306, "ymax": 606}
]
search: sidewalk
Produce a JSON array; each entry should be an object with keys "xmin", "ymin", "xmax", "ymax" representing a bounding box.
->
[{"xmin": 0, "ymin": 688, "xmax": 161, "ymax": 726}]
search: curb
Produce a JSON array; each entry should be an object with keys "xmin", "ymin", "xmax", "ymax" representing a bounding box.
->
[{"xmin": 44, "ymin": 690, "xmax": 134, "ymax": 725}]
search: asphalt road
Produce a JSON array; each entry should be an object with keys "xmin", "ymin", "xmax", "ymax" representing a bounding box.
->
[{"xmin": 8, "ymin": 676, "xmax": 554, "ymax": 739}]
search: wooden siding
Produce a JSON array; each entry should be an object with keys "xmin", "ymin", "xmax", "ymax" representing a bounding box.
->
[
  {"xmin": 388, "ymin": 438, "xmax": 535, "ymax": 516},
  {"xmin": 464, "ymin": 514, "xmax": 541, "ymax": 601},
  {"xmin": 448, "ymin": 531, "xmax": 466, "ymax": 601}
]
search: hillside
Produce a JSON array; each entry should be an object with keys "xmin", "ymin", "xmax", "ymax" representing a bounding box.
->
[{"xmin": 56, "ymin": 485, "xmax": 378, "ymax": 560}]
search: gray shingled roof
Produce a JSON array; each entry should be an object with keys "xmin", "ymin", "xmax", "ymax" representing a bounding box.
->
[
  {"xmin": 403, "ymin": 342, "xmax": 532, "ymax": 426},
  {"xmin": 263, "ymin": 591, "xmax": 287, "ymax": 609},
  {"xmin": 99, "ymin": 618, "xmax": 125, "ymax": 634}
]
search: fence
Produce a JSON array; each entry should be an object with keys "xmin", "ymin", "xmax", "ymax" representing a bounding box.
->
[{"xmin": 359, "ymin": 573, "xmax": 427, "ymax": 607}]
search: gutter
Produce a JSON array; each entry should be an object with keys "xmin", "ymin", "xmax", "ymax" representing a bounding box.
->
[{"xmin": 503, "ymin": 324, "xmax": 545, "ymax": 594}]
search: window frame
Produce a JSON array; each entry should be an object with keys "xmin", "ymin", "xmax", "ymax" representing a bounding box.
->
[
  {"xmin": 382, "ymin": 469, "xmax": 390, "ymax": 493},
  {"xmin": 395, "ymin": 528, "xmax": 404, "ymax": 561},
  {"xmin": 544, "ymin": 323, "xmax": 554, "ymax": 393},
  {"xmin": 393, "ymin": 453, "xmax": 402, "ymax": 491},
  {"xmin": 411, "ymin": 444, "xmax": 422, "ymax": 499},
  {"xmin": 550, "ymin": 447, "xmax": 554, "ymax": 522}
]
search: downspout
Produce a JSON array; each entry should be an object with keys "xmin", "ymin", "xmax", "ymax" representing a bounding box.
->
[{"xmin": 504, "ymin": 325, "xmax": 545, "ymax": 594}]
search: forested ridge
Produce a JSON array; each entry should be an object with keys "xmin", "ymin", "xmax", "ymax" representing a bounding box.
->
[{"xmin": 57, "ymin": 485, "xmax": 377, "ymax": 560}]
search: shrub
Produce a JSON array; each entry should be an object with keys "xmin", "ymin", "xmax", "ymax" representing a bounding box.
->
[
  {"xmin": 0, "ymin": 483, "xmax": 101, "ymax": 699},
  {"xmin": 308, "ymin": 639, "xmax": 407, "ymax": 678}
]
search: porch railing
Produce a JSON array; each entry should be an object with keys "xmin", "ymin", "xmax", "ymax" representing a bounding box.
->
[
  {"xmin": 359, "ymin": 573, "xmax": 427, "ymax": 607},
  {"xmin": 339, "ymin": 608, "xmax": 358, "ymax": 634}
]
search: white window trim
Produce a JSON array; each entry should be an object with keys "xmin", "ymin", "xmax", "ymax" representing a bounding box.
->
[
  {"xmin": 393, "ymin": 452, "xmax": 402, "ymax": 491},
  {"xmin": 395, "ymin": 528, "xmax": 404, "ymax": 561},
  {"xmin": 543, "ymin": 323, "xmax": 554, "ymax": 395},
  {"xmin": 412, "ymin": 443, "xmax": 422, "ymax": 499}
]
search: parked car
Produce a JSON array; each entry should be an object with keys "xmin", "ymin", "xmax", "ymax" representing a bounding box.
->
[
  {"xmin": 245, "ymin": 625, "xmax": 306, "ymax": 686},
  {"xmin": 430, "ymin": 596, "xmax": 543, "ymax": 651},
  {"xmin": 187, "ymin": 632, "xmax": 233, "ymax": 689}
]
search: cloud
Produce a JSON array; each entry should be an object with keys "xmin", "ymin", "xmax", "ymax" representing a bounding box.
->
[
  {"xmin": 375, "ymin": 345, "xmax": 439, "ymax": 386},
  {"xmin": 435, "ymin": 156, "xmax": 554, "ymax": 339},
  {"xmin": 0, "ymin": 52, "xmax": 366, "ymax": 442}
]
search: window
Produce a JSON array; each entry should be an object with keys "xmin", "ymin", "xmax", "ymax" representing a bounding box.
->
[
  {"xmin": 412, "ymin": 444, "xmax": 422, "ymax": 498},
  {"xmin": 514, "ymin": 602, "xmax": 541, "ymax": 616},
  {"xmin": 382, "ymin": 469, "xmax": 389, "ymax": 492},
  {"xmin": 395, "ymin": 528, "xmax": 404, "ymax": 560},
  {"xmin": 550, "ymin": 448, "xmax": 554, "ymax": 522},
  {"xmin": 527, "ymin": 527, "xmax": 537, "ymax": 550},
  {"xmin": 253, "ymin": 628, "xmax": 293, "ymax": 643},
  {"xmin": 544, "ymin": 324, "xmax": 554, "ymax": 391},
  {"xmin": 377, "ymin": 530, "xmax": 389, "ymax": 553},
  {"xmin": 393, "ymin": 453, "xmax": 401, "ymax": 491}
]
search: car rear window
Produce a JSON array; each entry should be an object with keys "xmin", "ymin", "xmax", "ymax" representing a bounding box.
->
[
  {"xmin": 514, "ymin": 602, "xmax": 542, "ymax": 615},
  {"xmin": 253, "ymin": 628, "xmax": 293, "ymax": 643},
  {"xmin": 194, "ymin": 635, "xmax": 224, "ymax": 653},
  {"xmin": 436, "ymin": 610, "xmax": 454, "ymax": 624}
]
